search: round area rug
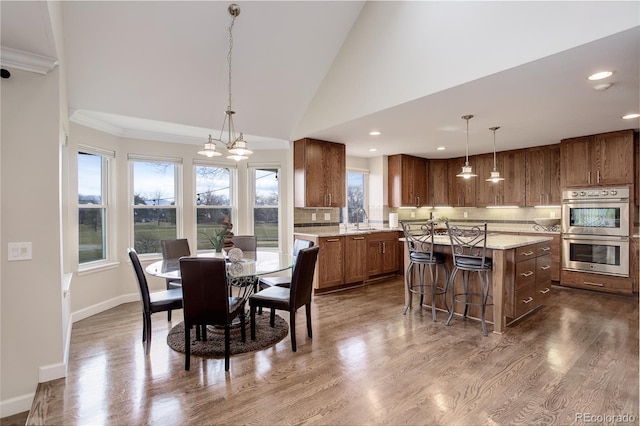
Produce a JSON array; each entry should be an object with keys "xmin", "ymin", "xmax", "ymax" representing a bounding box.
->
[{"xmin": 166, "ymin": 314, "xmax": 288, "ymax": 357}]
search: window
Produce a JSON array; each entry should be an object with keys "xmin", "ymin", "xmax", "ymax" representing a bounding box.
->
[
  {"xmin": 347, "ymin": 170, "xmax": 368, "ymax": 224},
  {"xmin": 252, "ymin": 167, "xmax": 280, "ymax": 249},
  {"xmin": 195, "ymin": 164, "xmax": 233, "ymax": 251},
  {"xmin": 78, "ymin": 147, "xmax": 114, "ymax": 265},
  {"xmin": 131, "ymin": 158, "xmax": 180, "ymax": 254}
]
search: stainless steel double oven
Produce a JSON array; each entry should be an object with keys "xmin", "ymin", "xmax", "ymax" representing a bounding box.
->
[{"xmin": 561, "ymin": 187, "xmax": 630, "ymax": 277}]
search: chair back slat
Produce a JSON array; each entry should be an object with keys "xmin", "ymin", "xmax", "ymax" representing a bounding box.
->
[
  {"xmin": 128, "ymin": 248, "xmax": 151, "ymax": 313},
  {"xmin": 289, "ymin": 246, "xmax": 320, "ymax": 310},
  {"xmin": 445, "ymin": 222, "xmax": 489, "ymax": 267},
  {"xmin": 401, "ymin": 221, "xmax": 437, "ymax": 262},
  {"xmin": 179, "ymin": 257, "xmax": 231, "ymax": 327}
]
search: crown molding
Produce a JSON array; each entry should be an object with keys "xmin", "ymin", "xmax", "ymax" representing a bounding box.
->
[
  {"xmin": 69, "ymin": 109, "xmax": 124, "ymax": 137},
  {"xmin": 0, "ymin": 47, "xmax": 58, "ymax": 75}
]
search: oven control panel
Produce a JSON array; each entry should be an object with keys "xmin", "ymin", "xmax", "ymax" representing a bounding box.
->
[{"xmin": 563, "ymin": 187, "xmax": 629, "ymax": 200}]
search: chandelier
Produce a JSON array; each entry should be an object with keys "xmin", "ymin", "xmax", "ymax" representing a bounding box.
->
[
  {"xmin": 486, "ymin": 126, "xmax": 505, "ymax": 182},
  {"xmin": 198, "ymin": 3, "xmax": 253, "ymax": 161},
  {"xmin": 456, "ymin": 114, "xmax": 477, "ymax": 179}
]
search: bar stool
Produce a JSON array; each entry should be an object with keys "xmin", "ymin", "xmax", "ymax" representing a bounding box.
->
[
  {"xmin": 444, "ymin": 222, "xmax": 493, "ymax": 336},
  {"xmin": 401, "ymin": 221, "xmax": 449, "ymax": 321}
]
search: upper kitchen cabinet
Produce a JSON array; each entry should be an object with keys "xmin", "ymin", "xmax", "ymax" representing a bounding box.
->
[
  {"xmin": 526, "ymin": 144, "xmax": 561, "ymax": 206},
  {"xmin": 447, "ymin": 157, "xmax": 476, "ymax": 207},
  {"xmin": 561, "ymin": 130, "xmax": 634, "ymax": 188},
  {"xmin": 475, "ymin": 150, "xmax": 526, "ymax": 207},
  {"xmin": 294, "ymin": 138, "xmax": 345, "ymax": 208},
  {"xmin": 428, "ymin": 159, "xmax": 449, "ymax": 206},
  {"xmin": 388, "ymin": 154, "xmax": 429, "ymax": 207}
]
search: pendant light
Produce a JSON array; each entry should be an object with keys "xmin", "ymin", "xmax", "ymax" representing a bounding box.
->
[
  {"xmin": 456, "ymin": 114, "xmax": 477, "ymax": 179},
  {"xmin": 198, "ymin": 3, "xmax": 253, "ymax": 161},
  {"xmin": 486, "ymin": 126, "xmax": 505, "ymax": 183}
]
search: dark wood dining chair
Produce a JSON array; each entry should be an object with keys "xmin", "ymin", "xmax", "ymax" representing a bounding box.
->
[
  {"xmin": 179, "ymin": 257, "xmax": 246, "ymax": 371},
  {"xmin": 249, "ymin": 246, "xmax": 320, "ymax": 352},
  {"xmin": 258, "ymin": 239, "xmax": 314, "ymax": 290},
  {"xmin": 128, "ymin": 248, "xmax": 183, "ymax": 355},
  {"xmin": 161, "ymin": 239, "xmax": 191, "ymax": 321},
  {"xmin": 231, "ymin": 235, "xmax": 257, "ymax": 254}
]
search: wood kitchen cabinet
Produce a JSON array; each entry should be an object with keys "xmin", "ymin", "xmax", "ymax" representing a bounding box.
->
[
  {"xmin": 428, "ymin": 159, "xmax": 449, "ymax": 206},
  {"xmin": 474, "ymin": 150, "xmax": 526, "ymax": 207},
  {"xmin": 293, "ymin": 138, "xmax": 345, "ymax": 207},
  {"xmin": 525, "ymin": 144, "xmax": 561, "ymax": 206},
  {"xmin": 345, "ymin": 234, "xmax": 368, "ymax": 283},
  {"xmin": 316, "ymin": 236, "xmax": 345, "ymax": 289},
  {"xmin": 447, "ymin": 157, "xmax": 476, "ymax": 207},
  {"xmin": 561, "ymin": 130, "xmax": 634, "ymax": 187},
  {"xmin": 388, "ymin": 154, "xmax": 429, "ymax": 207},
  {"xmin": 367, "ymin": 232, "xmax": 400, "ymax": 277},
  {"xmin": 505, "ymin": 241, "xmax": 552, "ymax": 320}
]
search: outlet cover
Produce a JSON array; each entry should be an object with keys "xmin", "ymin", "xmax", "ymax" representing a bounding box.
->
[
  {"xmin": 8, "ymin": 242, "xmax": 32, "ymax": 261},
  {"xmin": 324, "ymin": 213, "xmax": 331, "ymax": 221},
  {"xmin": 311, "ymin": 213, "xmax": 317, "ymax": 221},
  {"xmin": 410, "ymin": 211, "xmax": 416, "ymax": 218}
]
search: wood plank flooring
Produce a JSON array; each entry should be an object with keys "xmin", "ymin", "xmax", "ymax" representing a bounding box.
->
[{"xmin": 17, "ymin": 277, "xmax": 640, "ymax": 425}]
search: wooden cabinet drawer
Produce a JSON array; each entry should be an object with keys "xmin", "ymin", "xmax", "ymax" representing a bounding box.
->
[
  {"xmin": 536, "ymin": 241, "xmax": 553, "ymax": 257},
  {"xmin": 515, "ymin": 258, "xmax": 536, "ymax": 289},
  {"xmin": 514, "ymin": 283, "xmax": 537, "ymax": 318},
  {"xmin": 537, "ymin": 280, "xmax": 552, "ymax": 305},
  {"xmin": 561, "ymin": 269, "xmax": 633, "ymax": 295},
  {"xmin": 515, "ymin": 245, "xmax": 537, "ymax": 261},
  {"xmin": 536, "ymin": 254, "xmax": 552, "ymax": 282}
]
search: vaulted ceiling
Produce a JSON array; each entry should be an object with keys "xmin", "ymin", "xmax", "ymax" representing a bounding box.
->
[{"xmin": 2, "ymin": 1, "xmax": 639, "ymax": 159}]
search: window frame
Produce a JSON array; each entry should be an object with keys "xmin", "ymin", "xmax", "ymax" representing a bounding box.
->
[
  {"xmin": 193, "ymin": 160, "xmax": 237, "ymax": 253},
  {"xmin": 129, "ymin": 154, "xmax": 183, "ymax": 257},
  {"xmin": 77, "ymin": 145, "xmax": 116, "ymax": 271},
  {"xmin": 249, "ymin": 164, "xmax": 281, "ymax": 251}
]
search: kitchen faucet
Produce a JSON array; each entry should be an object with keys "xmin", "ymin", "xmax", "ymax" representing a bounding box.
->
[{"xmin": 356, "ymin": 208, "xmax": 368, "ymax": 231}]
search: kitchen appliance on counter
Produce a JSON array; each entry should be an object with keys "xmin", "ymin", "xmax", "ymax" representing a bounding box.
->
[{"xmin": 561, "ymin": 187, "xmax": 630, "ymax": 277}]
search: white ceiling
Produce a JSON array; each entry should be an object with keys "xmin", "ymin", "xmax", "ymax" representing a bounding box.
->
[{"xmin": 1, "ymin": 1, "xmax": 639, "ymax": 159}]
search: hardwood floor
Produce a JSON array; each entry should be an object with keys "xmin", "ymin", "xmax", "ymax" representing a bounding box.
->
[{"xmin": 18, "ymin": 277, "xmax": 640, "ymax": 425}]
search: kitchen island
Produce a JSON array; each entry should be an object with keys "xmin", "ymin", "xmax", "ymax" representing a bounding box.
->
[{"xmin": 402, "ymin": 233, "xmax": 554, "ymax": 334}]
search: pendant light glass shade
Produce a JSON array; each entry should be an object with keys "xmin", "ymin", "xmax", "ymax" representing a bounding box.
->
[
  {"xmin": 198, "ymin": 3, "xmax": 252, "ymax": 161},
  {"xmin": 456, "ymin": 114, "xmax": 477, "ymax": 179},
  {"xmin": 486, "ymin": 126, "xmax": 505, "ymax": 183}
]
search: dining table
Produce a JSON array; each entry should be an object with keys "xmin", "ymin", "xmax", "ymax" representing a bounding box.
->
[{"xmin": 145, "ymin": 250, "xmax": 296, "ymax": 301}]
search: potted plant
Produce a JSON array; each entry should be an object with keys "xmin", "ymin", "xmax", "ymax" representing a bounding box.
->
[{"xmin": 199, "ymin": 222, "xmax": 231, "ymax": 253}]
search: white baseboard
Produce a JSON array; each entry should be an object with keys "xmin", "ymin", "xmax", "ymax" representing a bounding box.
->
[
  {"xmin": 0, "ymin": 392, "xmax": 35, "ymax": 418},
  {"xmin": 38, "ymin": 362, "xmax": 66, "ymax": 383},
  {"xmin": 71, "ymin": 293, "xmax": 139, "ymax": 323}
]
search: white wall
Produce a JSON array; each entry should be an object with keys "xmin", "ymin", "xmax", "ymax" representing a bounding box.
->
[{"xmin": 1, "ymin": 68, "xmax": 64, "ymax": 415}]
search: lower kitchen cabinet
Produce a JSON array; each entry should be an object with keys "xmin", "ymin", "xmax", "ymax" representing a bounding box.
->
[
  {"xmin": 317, "ymin": 236, "xmax": 345, "ymax": 289},
  {"xmin": 345, "ymin": 235, "xmax": 368, "ymax": 283},
  {"xmin": 367, "ymin": 232, "xmax": 400, "ymax": 277},
  {"xmin": 560, "ymin": 269, "xmax": 634, "ymax": 295},
  {"xmin": 505, "ymin": 242, "xmax": 552, "ymax": 321}
]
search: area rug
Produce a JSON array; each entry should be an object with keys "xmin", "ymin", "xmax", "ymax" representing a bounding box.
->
[{"xmin": 166, "ymin": 313, "xmax": 288, "ymax": 357}]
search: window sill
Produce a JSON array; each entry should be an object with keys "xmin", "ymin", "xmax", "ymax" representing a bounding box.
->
[{"xmin": 77, "ymin": 261, "xmax": 120, "ymax": 276}]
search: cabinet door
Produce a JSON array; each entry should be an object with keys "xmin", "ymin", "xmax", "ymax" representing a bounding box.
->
[
  {"xmin": 501, "ymin": 150, "xmax": 526, "ymax": 206},
  {"xmin": 367, "ymin": 239, "xmax": 383, "ymax": 276},
  {"xmin": 447, "ymin": 157, "xmax": 476, "ymax": 207},
  {"xmin": 475, "ymin": 153, "xmax": 500, "ymax": 206},
  {"xmin": 380, "ymin": 235, "xmax": 399, "ymax": 274},
  {"xmin": 429, "ymin": 159, "xmax": 449, "ymax": 206},
  {"xmin": 400, "ymin": 156, "xmax": 416, "ymax": 206},
  {"xmin": 317, "ymin": 237, "xmax": 344, "ymax": 288},
  {"xmin": 560, "ymin": 136, "xmax": 591, "ymax": 187},
  {"xmin": 547, "ymin": 144, "xmax": 561, "ymax": 205},
  {"xmin": 325, "ymin": 141, "xmax": 346, "ymax": 206},
  {"xmin": 413, "ymin": 157, "xmax": 428, "ymax": 207},
  {"xmin": 388, "ymin": 155, "xmax": 428, "ymax": 207},
  {"xmin": 593, "ymin": 130, "xmax": 634, "ymax": 185},
  {"xmin": 345, "ymin": 236, "xmax": 367, "ymax": 283},
  {"xmin": 525, "ymin": 147, "xmax": 546, "ymax": 206}
]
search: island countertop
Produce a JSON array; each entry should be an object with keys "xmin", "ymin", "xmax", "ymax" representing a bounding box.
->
[{"xmin": 416, "ymin": 234, "xmax": 553, "ymax": 250}]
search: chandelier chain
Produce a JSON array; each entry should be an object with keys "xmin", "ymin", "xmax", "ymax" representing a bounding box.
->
[{"xmin": 227, "ymin": 15, "xmax": 236, "ymax": 110}]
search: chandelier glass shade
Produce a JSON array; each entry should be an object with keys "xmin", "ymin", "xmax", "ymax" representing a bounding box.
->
[
  {"xmin": 456, "ymin": 114, "xmax": 477, "ymax": 179},
  {"xmin": 198, "ymin": 3, "xmax": 252, "ymax": 161},
  {"xmin": 486, "ymin": 126, "xmax": 505, "ymax": 182}
]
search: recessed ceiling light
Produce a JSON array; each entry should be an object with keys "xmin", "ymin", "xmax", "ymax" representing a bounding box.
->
[
  {"xmin": 369, "ymin": 131, "xmax": 381, "ymax": 136},
  {"xmin": 369, "ymin": 148, "xmax": 378, "ymax": 152},
  {"xmin": 622, "ymin": 113, "xmax": 640, "ymax": 120},
  {"xmin": 588, "ymin": 70, "xmax": 614, "ymax": 81},
  {"xmin": 436, "ymin": 146, "xmax": 446, "ymax": 151},
  {"xmin": 593, "ymin": 83, "xmax": 613, "ymax": 91}
]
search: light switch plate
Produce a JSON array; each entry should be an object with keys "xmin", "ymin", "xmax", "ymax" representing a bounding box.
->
[
  {"xmin": 8, "ymin": 242, "xmax": 32, "ymax": 261},
  {"xmin": 311, "ymin": 213, "xmax": 317, "ymax": 221},
  {"xmin": 410, "ymin": 211, "xmax": 416, "ymax": 218},
  {"xmin": 324, "ymin": 213, "xmax": 331, "ymax": 221}
]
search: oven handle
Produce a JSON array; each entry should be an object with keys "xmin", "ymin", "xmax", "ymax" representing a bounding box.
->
[
  {"xmin": 562, "ymin": 235, "xmax": 629, "ymax": 242},
  {"xmin": 562, "ymin": 198, "xmax": 628, "ymax": 204}
]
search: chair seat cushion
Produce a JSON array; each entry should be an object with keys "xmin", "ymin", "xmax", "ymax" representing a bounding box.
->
[
  {"xmin": 250, "ymin": 286, "xmax": 290, "ymax": 310},
  {"xmin": 168, "ymin": 279, "xmax": 182, "ymax": 289},
  {"xmin": 149, "ymin": 288, "xmax": 183, "ymax": 312},
  {"xmin": 259, "ymin": 275, "xmax": 291, "ymax": 289},
  {"xmin": 410, "ymin": 251, "xmax": 446, "ymax": 263},
  {"xmin": 455, "ymin": 256, "xmax": 492, "ymax": 269}
]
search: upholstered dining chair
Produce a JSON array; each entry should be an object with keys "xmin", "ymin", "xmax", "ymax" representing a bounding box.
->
[
  {"xmin": 258, "ymin": 239, "xmax": 314, "ymax": 290},
  {"xmin": 231, "ymin": 235, "xmax": 257, "ymax": 255},
  {"xmin": 161, "ymin": 238, "xmax": 191, "ymax": 321},
  {"xmin": 249, "ymin": 246, "xmax": 320, "ymax": 352},
  {"xmin": 179, "ymin": 257, "xmax": 246, "ymax": 371},
  {"xmin": 128, "ymin": 248, "xmax": 183, "ymax": 355}
]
